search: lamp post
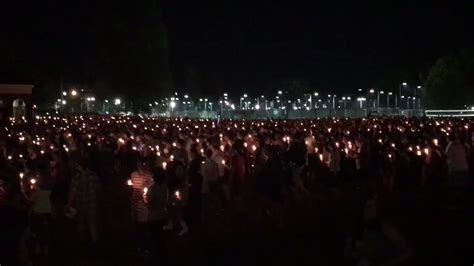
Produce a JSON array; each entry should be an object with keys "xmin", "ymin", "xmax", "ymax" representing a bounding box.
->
[
  {"xmin": 170, "ymin": 101, "xmax": 176, "ymax": 117},
  {"xmin": 377, "ymin": 91, "xmax": 384, "ymax": 110},
  {"xmin": 399, "ymin": 82, "xmax": 407, "ymax": 113},
  {"xmin": 387, "ymin": 92, "xmax": 392, "ymax": 109}
]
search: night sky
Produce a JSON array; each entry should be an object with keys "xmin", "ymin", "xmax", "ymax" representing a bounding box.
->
[{"xmin": 2, "ymin": 0, "xmax": 473, "ymax": 96}]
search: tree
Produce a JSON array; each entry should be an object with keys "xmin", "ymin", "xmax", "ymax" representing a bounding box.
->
[{"xmin": 424, "ymin": 54, "xmax": 474, "ymax": 109}]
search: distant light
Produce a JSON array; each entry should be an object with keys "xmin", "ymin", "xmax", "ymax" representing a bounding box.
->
[
  {"xmin": 114, "ymin": 98, "xmax": 121, "ymax": 105},
  {"xmin": 278, "ymin": 90, "xmax": 283, "ymax": 95},
  {"xmin": 328, "ymin": 94, "xmax": 331, "ymax": 97},
  {"xmin": 347, "ymin": 97, "xmax": 351, "ymax": 100},
  {"xmin": 401, "ymin": 96, "xmax": 405, "ymax": 99},
  {"xmin": 380, "ymin": 91, "xmax": 384, "ymax": 94},
  {"xmin": 388, "ymin": 92, "xmax": 393, "ymax": 95},
  {"xmin": 358, "ymin": 89, "xmax": 363, "ymax": 92},
  {"xmin": 255, "ymin": 104, "xmax": 260, "ymax": 110},
  {"xmin": 314, "ymin": 92, "xmax": 319, "ymax": 96},
  {"xmin": 402, "ymin": 82, "xmax": 407, "ymax": 86},
  {"xmin": 184, "ymin": 94, "xmax": 189, "ymax": 99},
  {"xmin": 170, "ymin": 101, "xmax": 176, "ymax": 108},
  {"xmin": 61, "ymin": 100, "xmax": 67, "ymax": 105},
  {"xmin": 417, "ymin": 86, "xmax": 421, "ymax": 89},
  {"xmin": 149, "ymin": 103, "xmax": 153, "ymax": 107},
  {"xmin": 243, "ymin": 94, "xmax": 248, "ymax": 97},
  {"xmin": 104, "ymin": 99, "xmax": 109, "ymax": 103},
  {"xmin": 369, "ymin": 89, "xmax": 375, "ymax": 93},
  {"xmin": 71, "ymin": 89, "xmax": 78, "ymax": 96},
  {"xmin": 342, "ymin": 97, "xmax": 346, "ymax": 100},
  {"xmin": 357, "ymin": 97, "xmax": 366, "ymax": 101},
  {"xmin": 223, "ymin": 93, "xmax": 228, "ymax": 97},
  {"xmin": 199, "ymin": 98, "xmax": 203, "ymax": 102},
  {"xmin": 62, "ymin": 91, "xmax": 67, "ymax": 96}
]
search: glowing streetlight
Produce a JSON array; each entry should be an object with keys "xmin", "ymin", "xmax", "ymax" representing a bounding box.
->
[
  {"xmin": 62, "ymin": 91, "xmax": 67, "ymax": 96},
  {"xmin": 114, "ymin": 98, "xmax": 121, "ymax": 106},
  {"xmin": 70, "ymin": 89, "xmax": 78, "ymax": 97},
  {"xmin": 170, "ymin": 101, "xmax": 176, "ymax": 109},
  {"xmin": 278, "ymin": 90, "xmax": 283, "ymax": 95},
  {"xmin": 369, "ymin": 89, "xmax": 375, "ymax": 94},
  {"xmin": 62, "ymin": 100, "xmax": 67, "ymax": 105},
  {"xmin": 255, "ymin": 104, "xmax": 260, "ymax": 110}
]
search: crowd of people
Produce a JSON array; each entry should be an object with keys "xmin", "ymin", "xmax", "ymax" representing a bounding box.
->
[{"xmin": 1, "ymin": 115, "xmax": 473, "ymax": 265}]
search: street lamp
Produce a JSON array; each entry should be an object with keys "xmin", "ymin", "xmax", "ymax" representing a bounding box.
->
[
  {"xmin": 387, "ymin": 92, "xmax": 393, "ymax": 108},
  {"xmin": 357, "ymin": 97, "xmax": 366, "ymax": 109},
  {"xmin": 377, "ymin": 91, "xmax": 384, "ymax": 110},
  {"xmin": 369, "ymin": 89, "xmax": 375, "ymax": 94},
  {"xmin": 278, "ymin": 90, "xmax": 283, "ymax": 95},
  {"xmin": 114, "ymin": 98, "xmax": 121, "ymax": 106},
  {"xmin": 70, "ymin": 89, "xmax": 78, "ymax": 97},
  {"xmin": 62, "ymin": 91, "xmax": 67, "ymax": 96}
]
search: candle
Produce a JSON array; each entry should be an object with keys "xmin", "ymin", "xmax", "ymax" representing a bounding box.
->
[
  {"xmin": 416, "ymin": 150, "xmax": 422, "ymax": 156},
  {"xmin": 172, "ymin": 142, "xmax": 177, "ymax": 147},
  {"xmin": 319, "ymin": 154, "xmax": 323, "ymax": 162},
  {"xmin": 252, "ymin": 145, "xmax": 257, "ymax": 151},
  {"xmin": 424, "ymin": 148, "xmax": 429, "ymax": 155},
  {"xmin": 220, "ymin": 145, "xmax": 225, "ymax": 151},
  {"xmin": 244, "ymin": 142, "xmax": 248, "ymax": 148},
  {"xmin": 433, "ymin": 139, "xmax": 438, "ymax": 146},
  {"xmin": 344, "ymin": 148, "xmax": 349, "ymax": 155},
  {"xmin": 175, "ymin": 190, "xmax": 181, "ymax": 200},
  {"xmin": 335, "ymin": 142, "xmax": 339, "ymax": 148},
  {"xmin": 19, "ymin": 172, "xmax": 24, "ymax": 179},
  {"xmin": 127, "ymin": 179, "xmax": 133, "ymax": 186},
  {"xmin": 143, "ymin": 187, "xmax": 148, "ymax": 196},
  {"xmin": 162, "ymin": 162, "xmax": 167, "ymax": 170},
  {"xmin": 30, "ymin": 178, "xmax": 36, "ymax": 185},
  {"xmin": 221, "ymin": 159, "xmax": 226, "ymax": 165}
]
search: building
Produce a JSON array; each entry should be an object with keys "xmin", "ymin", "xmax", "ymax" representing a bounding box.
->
[{"xmin": 0, "ymin": 84, "xmax": 34, "ymax": 123}]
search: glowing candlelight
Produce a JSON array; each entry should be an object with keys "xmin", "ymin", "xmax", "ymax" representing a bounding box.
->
[
  {"xmin": 433, "ymin": 139, "xmax": 438, "ymax": 146},
  {"xmin": 143, "ymin": 187, "xmax": 148, "ymax": 196},
  {"xmin": 162, "ymin": 162, "xmax": 167, "ymax": 170},
  {"xmin": 172, "ymin": 142, "xmax": 177, "ymax": 147},
  {"xmin": 40, "ymin": 150, "xmax": 45, "ymax": 154},
  {"xmin": 319, "ymin": 154, "xmax": 323, "ymax": 162},
  {"xmin": 424, "ymin": 148, "xmax": 429, "ymax": 155},
  {"xmin": 7, "ymin": 155, "xmax": 12, "ymax": 160},
  {"xmin": 19, "ymin": 154, "xmax": 23, "ymax": 159},
  {"xmin": 132, "ymin": 146, "xmax": 137, "ymax": 151},
  {"xmin": 221, "ymin": 159, "xmax": 226, "ymax": 165},
  {"xmin": 127, "ymin": 179, "xmax": 133, "ymax": 186},
  {"xmin": 30, "ymin": 178, "xmax": 36, "ymax": 185},
  {"xmin": 170, "ymin": 155, "xmax": 174, "ymax": 161},
  {"xmin": 220, "ymin": 145, "xmax": 225, "ymax": 151},
  {"xmin": 118, "ymin": 138, "xmax": 125, "ymax": 144},
  {"xmin": 252, "ymin": 145, "xmax": 257, "ymax": 151},
  {"xmin": 416, "ymin": 150, "xmax": 422, "ymax": 156},
  {"xmin": 388, "ymin": 154, "xmax": 392, "ymax": 159},
  {"xmin": 19, "ymin": 172, "xmax": 24, "ymax": 179},
  {"xmin": 344, "ymin": 148, "xmax": 349, "ymax": 155},
  {"xmin": 244, "ymin": 142, "xmax": 248, "ymax": 148},
  {"xmin": 175, "ymin": 190, "xmax": 181, "ymax": 200},
  {"xmin": 378, "ymin": 139, "xmax": 383, "ymax": 144}
]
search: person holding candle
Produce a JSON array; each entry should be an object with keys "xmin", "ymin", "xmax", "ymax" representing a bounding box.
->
[
  {"xmin": 163, "ymin": 152, "xmax": 188, "ymax": 236},
  {"xmin": 185, "ymin": 147, "xmax": 204, "ymax": 226},
  {"xmin": 0, "ymin": 177, "xmax": 30, "ymax": 266},
  {"xmin": 201, "ymin": 149, "xmax": 220, "ymax": 219},
  {"xmin": 66, "ymin": 158, "xmax": 101, "ymax": 247},
  {"xmin": 129, "ymin": 160, "xmax": 154, "ymax": 257}
]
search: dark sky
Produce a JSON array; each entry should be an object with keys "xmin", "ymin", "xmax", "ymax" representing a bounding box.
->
[
  {"xmin": 163, "ymin": 0, "xmax": 474, "ymax": 93},
  {"xmin": 2, "ymin": 0, "xmax": 473, "ymax": 95}
]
